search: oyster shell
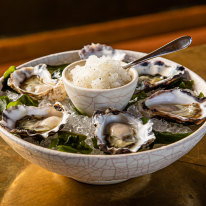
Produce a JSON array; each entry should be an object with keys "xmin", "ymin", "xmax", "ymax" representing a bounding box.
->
[
  {"xmin": 8, "ymin": 64, "xmax": 66, "ymax": 101},
  {"xmin": 0, "ymin": 102, "xmax": 69, "ymax": 138},
  {"xmin": 134, "ymin": 60, "xmax": 185, "ymax": 92},
  {"xmin": 143, "ymin": 89, "xmax": 206, "ymax": 124},
  {"xmin": 93, "ymin": 108, "xmax": 155, "ymax": 154},
  {"xmin": 79, "ymin": 43, "xmax": 126, "ymax": 61}
]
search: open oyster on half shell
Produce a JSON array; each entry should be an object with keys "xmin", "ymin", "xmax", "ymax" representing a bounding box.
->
[
  {"xmin": 135, "ymin": 60, "xmax": 185, "ymax": 92},
  {"xmin": 93, "ymin": 108, "xmax": 155, "ymax": 154},
  {"xmin": 8, "ymin": 64, "xmax": 66, "ymax": 101},
  {"xmin": 0, "ymin": 102, "xmax": 69, "ymax": 138},
  {"xmin": 142, "ymin": 89, "xmax": 206, "ymax": 125}
]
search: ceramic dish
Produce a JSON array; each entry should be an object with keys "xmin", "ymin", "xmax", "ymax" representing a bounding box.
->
[
  {"xmin": 0, "ymin": 50, "xmax": 206, "ymax": 185},
  {"xmin": 62, "ymin": 59, "xmax": 138, "ymax": 116}
]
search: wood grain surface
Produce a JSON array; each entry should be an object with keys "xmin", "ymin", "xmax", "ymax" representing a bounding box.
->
[{"xmin": 0, "ymin": 5, "xmax": 206, "ymax": 72}]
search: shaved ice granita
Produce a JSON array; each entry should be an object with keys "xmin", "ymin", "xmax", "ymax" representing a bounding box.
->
[{"xmin": 67, "ymin": 55, "xmax": 132, "ymax": 89}]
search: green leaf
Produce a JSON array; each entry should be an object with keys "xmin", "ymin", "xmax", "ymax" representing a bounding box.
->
[
  {"xmin": 141, "ymin": 117, "xmax": 149, "ymax": 124},
  {"xmin": 178, "ymin": 81, "xmax": 186, "ymax": 88},
  {"xmin": 2, "ymin": 66, "xmax": 16, "ymax": 91},
  {"xmin": 198, "ymin": 92, "xmax": 204, "ymax": 98},
  {"xmin": 153, "ymin": 131, "xmax": 192, "ymax": 144},
  {"xmin": 57, "ymin": 145, "xmax": 81, "ymax": 153},
  {"xmin": 58, "ymin": 142, "xmax": 92, "ymax": 154},
  {"xmin": 165, "ymin": 78, "xmax": 182, "ymax": 89},
  {"xmin": 7, "ymin": 94, "xmax": 38, "ymax": 109},
  {"xmin": 131, "ymin": 91, "xmax": 147, "ymax": 101},
  {"xmin": 49, "ymin": 131, "xmax": 92, "ymax": 154},
  {"xmin": 92, "ymin": 137, "xmax": 99, "ymax": 149},
  {"xmin": 6, "ymin": 101, "xmax": 23, "ymax": 109},
  {"xmin": 179, "ymin": 80, "xmax": 194, "ymax": 89},
  {"xmin": 3, "ymin": 66, "xmax": 16, "ymax": 79},
  {"xmin": 18, "ymin": 94, "xmax": 38, "ymax": 106},
  {"xmin": 47, "ymin": 64, "xmax": 69, "ymax": 79},
  {"xmin": 72, "ymin": 106, "xmax": 86, "ymax": 115},
  {"xmin": 166, "ymin": 78, "xmax": 194, "ymax": 90},
  {"xmin": 125, "ymin": 91, "xmax": 148, "ymax": 109},
  {"xmin": 0, "ymin": 96, "xmax": 10, "ymax": 114},
  {"xmin": 49, "ymin": 138, "xmax": 59, "ymax": 149}
]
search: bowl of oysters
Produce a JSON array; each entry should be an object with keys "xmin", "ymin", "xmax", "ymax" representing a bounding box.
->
[{"xmin": 0, "ymin": 43, "xmax": 206, "ymax": 185}]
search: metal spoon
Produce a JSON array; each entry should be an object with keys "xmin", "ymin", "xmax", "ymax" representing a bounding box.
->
[{"xmin": 123, "ymin": 36, "xmax": 192, "ymax": 69}]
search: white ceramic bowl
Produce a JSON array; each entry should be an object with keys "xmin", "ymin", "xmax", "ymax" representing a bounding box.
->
[
  {"xmin": 62, "ymin": 59, "xmax": 138, "ymax": 116},
  {"xmin": 0, "ymin": 50, "xmax": 206, "ymax": 185}
]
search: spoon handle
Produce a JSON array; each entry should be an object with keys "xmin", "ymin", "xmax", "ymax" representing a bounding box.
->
[{"xmin": 123, "ymin": 36, "xmax": 192, "ymax": 69}]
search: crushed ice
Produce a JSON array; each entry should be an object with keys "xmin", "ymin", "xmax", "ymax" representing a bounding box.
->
[{"xmin": 151, "ymin": 118, "xmax": 192, "ymax": 133}]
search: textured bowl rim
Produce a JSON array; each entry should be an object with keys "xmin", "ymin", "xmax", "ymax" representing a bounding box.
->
[
  {"xmin": 0, "ymin": 49, "xmax": 206, "ymax": 159},
  {"xmin": 62, "ymin": 59, "xmax": 138, "ymax": 92}
]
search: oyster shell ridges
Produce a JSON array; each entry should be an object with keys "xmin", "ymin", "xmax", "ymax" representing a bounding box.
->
[
  {"xmin": 143, "ymin": 89, "xmax": 206, "ymax": 124},
  {"xmin": 135, "ymin": 60, "xmax": 185, "ymax": 92},
  {"xmin": 79, "ymin": 43, "xmax": 126, "ymax": 61},
  {"xmin": 0, "ymin": 102, "xmax": 70, "ymax": 138},
  {"xmin": 8, "ymin": 64, "xmax": 66, "ymax": 101},
  {"xmin": 93, "ymin": 108, "xmax": 155, "ymax": 154}
]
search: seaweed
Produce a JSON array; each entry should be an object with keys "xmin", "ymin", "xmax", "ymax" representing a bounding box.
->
[
  {"xmin": 47, "ymin": 64, "xmax": 69, "ymax": 79},
  {"xmin": 125, "ymin": 91, "xmax": 147, "ymax": 109},
  {"xmin": 165, "ymin": 77, "xmax": 194, "ymax": 90},
  {"xmin": 2, "ymin": 66, "xmax": 16, "ymax": 92},
  {"xmin": 153, "ymin": 131, "xmax": 192, "ymax": 144},
  {"xmin": 198, "ymin": 92, "xmax": 204, "ymax": 98},
  {"xmin": 7, "ymin": 94, "xmax": 38, "ymax": 109},
  {"xmin": 141, "ymin": 117, "xmax": 149, "ymax": 125},
  {"xmin": 0, "ymin": 96, "xmax": 10, "ymax": 114},
  {"xmin": 49, "ymin": 131, "xmax": 92, "ymax": 154},
  {"xmin": 92, "ymin": 137, "xmax": 99, "ymax": 149}
]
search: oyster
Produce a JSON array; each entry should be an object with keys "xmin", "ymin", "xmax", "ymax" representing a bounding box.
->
[
  {"xmin": 135, "ymin": 60, "xmax": 185, "ymax": 92},
  {"xmin": 0, "ymin": 103, "xmax": 69, "ymax": 138},
  {"xmin": 8, "ymin": 64, "xmax": 66, "ymax": 101},
  {"xmin": 79, "ymin": 43, "xmax": 126, "ymax": 61},
  {"xmin": 143, "ymin": 89, "xmax": 206, "ymax": 124},
  {"xmin": 93, "ymin": 108, "xmax": 155, "ymax": 154}
]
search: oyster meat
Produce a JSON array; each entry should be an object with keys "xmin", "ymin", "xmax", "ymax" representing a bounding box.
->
[
  {"xmin": 0, "ymin": 102, "xmax": 70, "ymax": 138},
  {"xmin": 143, "ymin": 89, "xmax": 206, "ymax": 124},
  {"xmin": 135, "ymin": 60, "xmax": 185, "ymax": 92},
  {"xmin": 79, "ymin": 43, "xmax": 126, "ymax": 61},
  {"xmin": 8, "ymin": 64, "xmax": 66, "ymax": 101},
  {"xmin": 93, "ymin": 108, "xmax": 155, "ymax": 154}
]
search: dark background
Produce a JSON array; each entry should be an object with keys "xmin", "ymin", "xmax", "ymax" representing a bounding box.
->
[{"xmin": 0, "ymin": 0, "xmax": 205, "ymax": 38}]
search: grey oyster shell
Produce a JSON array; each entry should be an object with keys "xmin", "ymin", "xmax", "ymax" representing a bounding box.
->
[
  {"xmin": 8, "ymin": 64, "xmax": 66, "ymax": 101},
  {"xmin": 143, "ymin": 89, "xmax": 206, "ymax": 125},
  {"xmin": 134, "ymin": 60, "xmax": 185, "ymax": 92},
  {"xmin": 79, "ymin": 43, "xmax": 126, "ymax": 61},
  {"xmin": 0, "ymin": 102, "xmax": 70, "ymax": 138},
  {"xmin": 93, "ymin": 108, "xmax": 155, "ymax": 154}
]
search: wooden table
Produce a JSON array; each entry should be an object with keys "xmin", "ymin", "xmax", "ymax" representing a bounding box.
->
[{"xmin": 0, "ymin": 45, "xmax": 206, "ymax": 206}]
